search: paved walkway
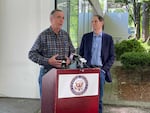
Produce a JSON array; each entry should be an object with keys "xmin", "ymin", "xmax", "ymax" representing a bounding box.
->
[
  {"xmin": 103, "ymin": 105, "xmax": 150, "ymax": 113},
  {"xmin": 0, "ymin": 98, "xmax": 40, "ymax": 113},
  {"xmin": 0, "ymin": 97, "xmax": 150, "ymax": 113}
]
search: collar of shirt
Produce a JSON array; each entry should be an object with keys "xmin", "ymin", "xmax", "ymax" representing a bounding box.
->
[
  {"xmin": 49, "ymin": 26, "xmax": 63, "ymax": 36},
  {"xmin": 93, "ymin": 32, "xmax": 102, "ymax": 38}
]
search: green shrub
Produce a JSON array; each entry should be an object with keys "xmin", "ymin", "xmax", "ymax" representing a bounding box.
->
[
  {"xmin": 120, "ymin": 52, "xmax": 150, "ymax": 69},
  {"xmin": 115, "ymin": 39, "xmax": 145, "ymax": 60}
]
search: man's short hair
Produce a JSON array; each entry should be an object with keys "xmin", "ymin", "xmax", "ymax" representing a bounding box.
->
[
  {"xmin": 94, "ymin": 15, "xmax": 104, "ymax": 22},
  {"xmin": 50, "ymin": 9, "xmax": 63, "ymax": 16}
]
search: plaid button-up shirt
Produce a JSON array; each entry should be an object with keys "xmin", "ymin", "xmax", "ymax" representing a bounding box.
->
[{"xmin": 28, "ymin": 27, "xmax": 75, "ymax": 68}]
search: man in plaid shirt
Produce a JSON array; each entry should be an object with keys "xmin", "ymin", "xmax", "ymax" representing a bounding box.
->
[{"xmin": 28, "ymin": 9, "xmax": 75, "ymax": 97}]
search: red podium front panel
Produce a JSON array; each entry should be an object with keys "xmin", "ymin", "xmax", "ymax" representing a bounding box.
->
[{"xmin": 42, "ymin": 68, "xmax": 100, "ymax": 113}]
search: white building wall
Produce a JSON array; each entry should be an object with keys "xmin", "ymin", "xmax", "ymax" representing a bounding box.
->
[{"xmin": 0, "ymin": 0, "xmax": 54, "ymax": 98}]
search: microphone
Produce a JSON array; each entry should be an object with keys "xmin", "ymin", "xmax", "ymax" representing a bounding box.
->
[
  {"xmin": 61, "ymin": 58, "xmax": 67, "ymax": 69},
  {"xmin": 56, "ymin": 56, "xmax": 67, "ymax": 69},
  {"xmin": 70, "ymin": 53, "xmax": 88, "ymax": 68}
]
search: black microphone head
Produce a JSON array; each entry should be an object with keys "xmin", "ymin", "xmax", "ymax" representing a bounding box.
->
[{"xmin": 73, "ymin": 54, "xmax": 81, "ymax": 60}]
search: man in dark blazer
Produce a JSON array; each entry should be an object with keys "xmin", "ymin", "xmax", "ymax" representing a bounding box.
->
[{"xmin": 79, "ymin": 15, "xmax": 115, "ymax": 113}]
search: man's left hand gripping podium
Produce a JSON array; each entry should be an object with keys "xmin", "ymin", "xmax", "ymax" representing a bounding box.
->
[{"xmin": 42, "ymin": 68, "xmax": 100, "ymax": 113}]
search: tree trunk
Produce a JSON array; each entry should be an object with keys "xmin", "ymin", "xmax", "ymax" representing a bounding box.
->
[
  {"xmin": 142, "ymin": 2, "xmax": 150, "ymax": 42},
  {"xmin": 135, "ymin": 3, "xmax": 141, "ymax": 40}
]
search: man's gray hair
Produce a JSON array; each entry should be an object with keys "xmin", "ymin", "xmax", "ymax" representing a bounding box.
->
[{"xmin": 50, "ymin": 9, "xmax": 63, "ymax": 16}]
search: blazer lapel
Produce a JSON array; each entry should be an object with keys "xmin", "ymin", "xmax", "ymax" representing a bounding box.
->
[
  {"xmin": 86, "ymin": 32, "xmax": 93, "ymax": 56},
  {"xmin": 101, "ymin": 33, "xmax": 105, "ymax": 59}
]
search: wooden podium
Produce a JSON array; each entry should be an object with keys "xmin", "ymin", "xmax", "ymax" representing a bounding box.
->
[{"xmin": 42, "ymin": 68, "xmax": 100, "ymax": 113}]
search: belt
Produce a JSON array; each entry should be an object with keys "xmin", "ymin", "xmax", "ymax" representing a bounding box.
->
[{"xmin": 90, "ymin": 65, "xmax": 102, "ymax": 68}]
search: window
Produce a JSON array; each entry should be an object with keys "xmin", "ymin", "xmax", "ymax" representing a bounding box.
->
[{"xmin": 56, "ymin": 0, "xmax": 92, "ymax": 48}]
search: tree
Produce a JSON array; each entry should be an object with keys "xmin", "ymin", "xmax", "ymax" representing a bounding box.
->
[
  {"xmin": 116, "ymin": 0, "xmax": 150, "ymax": 41},
  {"xmin": 123, "ymin": 0, "xmax": 141, "ymax": 39},
  {"xmin": 142, "ymin": 1, "xmax": 150, "ymax": 42}
]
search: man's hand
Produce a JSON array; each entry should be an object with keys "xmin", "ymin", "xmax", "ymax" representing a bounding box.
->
[
  {"xmin": 48, "ymin": 54, "xmax": 62, "ymax": 68},
  {"xmin": 65, "ymin": 56, "xmax": 71, "ymax": 66}
]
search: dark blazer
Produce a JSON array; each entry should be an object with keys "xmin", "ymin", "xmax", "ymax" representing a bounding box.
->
[{"xmin": 79, "ymin": 32, "xmax": 115, "ymax": 82}]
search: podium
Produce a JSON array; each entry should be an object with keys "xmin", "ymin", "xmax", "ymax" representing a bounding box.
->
[{"xmin": 42, "ymin": 68, "xmax": 100, "ymax": 113}]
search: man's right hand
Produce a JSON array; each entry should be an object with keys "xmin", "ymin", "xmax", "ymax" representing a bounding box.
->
[{"xmin": 48, "ymin": 54, "xmax": 62, "ymax": 68}]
